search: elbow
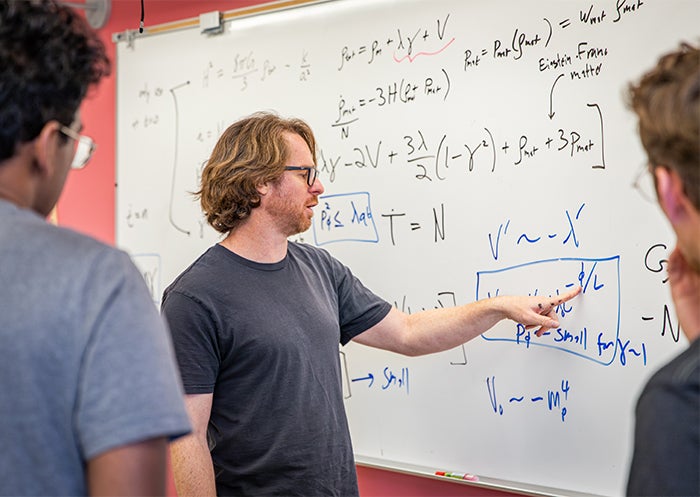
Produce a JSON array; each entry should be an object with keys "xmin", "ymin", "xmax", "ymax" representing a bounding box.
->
[
  {"xmin": 400, "ymin": 344, "xmax": 425, "ymax": 357},
  {"xmin": 393, "ymin": 334, "xmax": 432, "ymax": 357}
]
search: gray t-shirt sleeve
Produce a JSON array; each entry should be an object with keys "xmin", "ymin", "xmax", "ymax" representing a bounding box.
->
[
  {"xmin": 75, "ymin": 250, "xmax": 191, "ymax": 460},
  {"xmin": 320, "ymin": 248, "xmax": 392, "ymax": 344},
  {"xmin": 162, "ymin": 290, "xmax": 221, "ymax": 395}
]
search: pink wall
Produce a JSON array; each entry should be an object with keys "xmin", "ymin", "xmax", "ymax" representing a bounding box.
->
[{"xmin": 64, "ymin": 1, "xmax": 519, "ymax": 495}]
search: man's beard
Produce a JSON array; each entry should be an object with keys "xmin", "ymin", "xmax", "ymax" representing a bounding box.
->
[{"xmin": 267, "ymin": 192, "xmax": 315, "ymax": 237}]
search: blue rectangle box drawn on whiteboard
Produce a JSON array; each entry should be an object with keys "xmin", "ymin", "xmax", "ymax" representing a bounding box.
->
[
  {"xmin": 312, "ymin": 191, "xmax": 379, "ymax": 245},
  {"xmin": 477, "ymin": 256, "xmax": 620, "ymax": 366}
]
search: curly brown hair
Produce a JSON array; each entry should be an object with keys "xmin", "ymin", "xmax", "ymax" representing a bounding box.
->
[
  {"xmin": 628, "ymin": 42, "xmax": 700, "ymax": 210},
  {"xmin": 197, "ymin": 111, "xmax": 317, "ymax": 234},
  {"xmin": 0, "ymin": 0, "xmax": 110, "ymax": 160}
]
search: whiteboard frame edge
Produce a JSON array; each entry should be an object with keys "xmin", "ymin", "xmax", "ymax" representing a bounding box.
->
[
  {"xmin": 111, "ymin": 0, "xmax": 335, "ymax": 43},
  {"xmin": 354, "ymin": 455, "xmax": 605, "ymax": 497}
]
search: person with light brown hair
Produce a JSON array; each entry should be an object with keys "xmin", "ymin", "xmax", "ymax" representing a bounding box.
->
[
  {"xmin": 162, "ymin": 110, "xmax": 581, "ymax": 496},
  {"xmin": 626, "ymin": 42, "xmax": 700, "ymax": 497},
  {"xmin": 197, "ymin": 113, "xmax": 317, "ymax": 234}
]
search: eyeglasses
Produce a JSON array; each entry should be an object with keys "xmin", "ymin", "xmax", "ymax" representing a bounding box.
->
[
  {"xmin": 58, "ymin": 125, "xmax": 96, "ymax": 169},
  {"xmin": 631, "ymin": 163, "xmax": 657, "ymax": 203},
  {"xmin": 284, "ymin": 166, "xmax": 318, "ymax": 187}
]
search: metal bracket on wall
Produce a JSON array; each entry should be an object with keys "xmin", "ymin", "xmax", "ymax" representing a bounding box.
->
[{"xmin": 60, "ymin": 0, "xmax": 111, "ymax": 29}]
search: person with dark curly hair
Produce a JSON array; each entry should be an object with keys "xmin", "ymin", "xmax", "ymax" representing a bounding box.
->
[
  {"xmin": 162, "ymin": 111, "xmax": 581, "ymax": 497},
  {"xmin": 626, "ymin": 42, "xmax": 700, "ymax": 497},
  {"xmin": 0, "ymin": 1, "xmax": 191, "ymax": 495}
]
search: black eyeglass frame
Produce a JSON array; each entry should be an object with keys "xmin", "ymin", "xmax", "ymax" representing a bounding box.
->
[{"xmin": 284, "ymin": 166, "xmax": 318, "ymax": 187}]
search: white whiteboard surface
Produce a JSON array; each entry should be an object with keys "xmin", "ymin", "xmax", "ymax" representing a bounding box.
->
[{"xmin": 115, "ymin": 1, "xmax": 699, "ymax": 495}]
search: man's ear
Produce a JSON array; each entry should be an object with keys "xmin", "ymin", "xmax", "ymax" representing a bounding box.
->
[
  {"xmin": 257, "ymin": 182, "xmax": 270, "ymax": 196},
  {"xmin": 655, "ymin": 166, "xmax": 688, "ymax": 223},
  {"xmin": 32, "ymin": 121, "xmax": 61, "ymax": 177}
]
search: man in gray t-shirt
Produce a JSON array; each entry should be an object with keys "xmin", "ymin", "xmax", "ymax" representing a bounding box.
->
[
  {"xmin": 164, "ymin": 242, "xmax": 391, "ymax": 496},
  {"xmin": 0, "ymin": 2, "xmax": 190, "ymax": 494},
  {"xmin": 163, "ymin": 111, "xmax": 581, "ymax": 496}
]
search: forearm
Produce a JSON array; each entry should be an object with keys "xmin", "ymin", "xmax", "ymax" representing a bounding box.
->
[
  {"xmin": 170, "ymin": 434, "xmax": 217, "ymax": 497},
  {"xmin": 355, "ymin": 289, "xmax": 579, "ymax": 356},
  {"xmin": 87, "ymin": 438, "xmax": 168, "ymax": 496},
  {"xmin": 356, "ymin": 298, "xmax": 507, "ymax": 356},
  {"xmin": 400, "ymin": 298, "xmax": 500, "ymax": 355}
]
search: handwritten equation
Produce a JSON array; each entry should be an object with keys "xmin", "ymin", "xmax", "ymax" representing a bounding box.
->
[
  {"xmin": 487, "ymin": 376, "xmax": 571, "ymax": 422},
  {"xmin": 320, "ymin": 118, "xmax": 605, "ymax": 187},
  {"xmin": 477, "ymin": 256, "xmax": 646, "ymax": 367}
]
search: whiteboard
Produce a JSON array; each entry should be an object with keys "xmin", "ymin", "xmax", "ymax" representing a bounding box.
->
[{"xmin": 115, "ymin": 1, "xmax": 699, "ymax": 495}]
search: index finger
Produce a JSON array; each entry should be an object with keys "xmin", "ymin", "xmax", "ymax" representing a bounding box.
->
[
  {"xmin": 558, "ymin": 286, "xmax": 582, "ymax": 303},
  {"xmin": 538, "ymin": 286, "xmax": 582, "ymax": 312}
]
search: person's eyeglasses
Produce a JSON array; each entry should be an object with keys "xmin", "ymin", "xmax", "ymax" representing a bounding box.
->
[
  {"xmin": 631, "ymin": 163, "xmax": 657, "ymax": 203},
  {"xmin": 284, "ymin": 166, "xmax": 318, "ymax": 187},
  {"xmin": 59, "ymin": 126, "xmax": 96, "ymax": 169}
]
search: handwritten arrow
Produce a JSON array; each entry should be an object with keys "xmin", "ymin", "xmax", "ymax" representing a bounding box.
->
[
  {"xmin": 548, "ymin": 73, "xmax": 564, "ymax": 119},
  {"xmin": 351, "ymin": 373, "xmax": 374, "ymax": 387}
]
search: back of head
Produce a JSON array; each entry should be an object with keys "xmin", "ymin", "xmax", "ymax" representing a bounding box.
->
[
  {"xmin": 198, "ymin": 111, "xmax": 317, "ymax": 233},
  {"xmin": 0, "ymin": 0, "xmax": 111, "ymax": 161},
  {"xmin": 628, "ymin": 42, "xmax": 700, "ymax": 210}
]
